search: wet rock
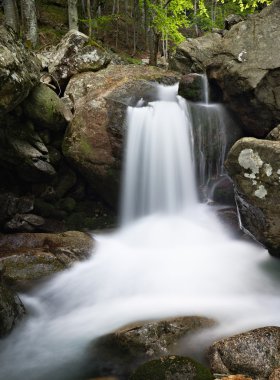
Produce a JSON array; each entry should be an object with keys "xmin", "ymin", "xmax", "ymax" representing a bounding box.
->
[
  {"xmin": 90, "ymin": 316, "xmax": 214, "ymax": 378},
  {"xmin": 130, "ymin": 355, "xmax": 213, "ymax": 380},
  {"xmin": 63, "ymin": 64, "xmax": 178, "ymax": 207},
  {"xmin": 225, "ymin": 137, "xmax": 280, "ymax": 256},
  {"xmin": 23, "ymin": 83, "xmax": 70, "ymax": 131},
  {"xmin": 48, "ymin": 30, "xmax": 111, "ymax": 89},
  {"xmin": 178, "ymin": 74, "xmax": 206, "ymax": 102},
  {"xmin": 0, "ymin": 280, "xmax": 25, "ymax": 337},
  {"xmin": 207, "ymin": 0, "xmax": 280, "ymax": 137},
  {"xmin": 0, "ymin": 231, "xmax": 94, "ymax": 288},
  {"xmin": 208, "ymin": 326, "xmax": 280, "ymax": 379},
  {"xmin": 0, "ymin": 26, "xmax": 40, "ymax": 114}
]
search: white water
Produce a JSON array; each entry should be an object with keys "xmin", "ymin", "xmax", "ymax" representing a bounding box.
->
[{"xmin": 0, "ymin": 84, "xmax": 279, "ymax": 380}]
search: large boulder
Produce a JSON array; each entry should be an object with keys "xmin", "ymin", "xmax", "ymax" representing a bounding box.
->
[
  {"xmin": 23, "ymin": 83, "xmax": 71, "ymax": 131},
  {"xmin": 0, "ymin": 231, "xmax": 94, "ymax": 288},
  {"xmin": 0, "ymin": 26, "xmax": 40, "ymax": 114},
  {"xmin": 89, "ymin": 316, "xmax": 214, "ymax": 378},
  {"xmin": 62, "ymin": 64, "xmax": 178, "ymax": 207},
  {"xmin": 47, "ymin": 30, "xmax": 111, "ymax": 89},
  {"xmin": 208, "ymin": 326, "xmax": 280, "ymax": 379},
  {"xmin": 170, "ymin": 33, "xmax": 222, "ymax": 75},
  {"xmin": 0, "ymin": 280, "xmax": 25, "ymax": 337},
  {"xmin": 207, "ymin": 0, "xmax": 280, "ymax": 137},
  {"xmin": 225, "ymin": 137, "xmax": 280, "ymax": 256}
]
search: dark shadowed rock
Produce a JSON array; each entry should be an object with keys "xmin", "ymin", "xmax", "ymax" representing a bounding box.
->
[
  {"xmin": 208, "ymin": 326, "xmax": 280, "ymax": 379},
  {"xmin": 0, "ymin": 231, "xmax": 94, "ymax": 288},
  {"xmin": 0, "ymin": 280, "xmax": 25, "ymax": 337},
  {"xmin": 224, "ymin": 14, "xmax": 244, "ymax": 30},
  {"xmin": 130, "ymin": 356, "xmax": 213, "ymax": 380},
  {"xmin": 226, "ymin": 137, "xmax": 280, "ymax": 256},
  {"xmin": 178, "ymin": 74, "xmax": 206, "ymax": 102},
  {"xmin": 62, "ymin": 64, "xmax": 178, "ymax": 207},
  {"xmin": 0, "ymin": 26, "xmax": 40, "ymax": 114}
]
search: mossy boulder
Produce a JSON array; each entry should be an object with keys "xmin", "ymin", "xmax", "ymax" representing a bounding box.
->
[
  {"xmin": 130, "ymin": 356, "xmax": 213, "ymax": 380},
  {"xmin": 23, "ymin": 83, "xmax": 70, "ymax": 131},
  {"xmin": 63, "ymin": 64, "xmax": 178, "ymax": 207},
  {"xmin": 0, "ymin": 280, "xmax": 25, "ymax": 337}
]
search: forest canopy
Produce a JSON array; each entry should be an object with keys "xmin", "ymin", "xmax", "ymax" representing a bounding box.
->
[{"xmin": 0, "ymin": 0, "xmax": 273, "ymax": 65}]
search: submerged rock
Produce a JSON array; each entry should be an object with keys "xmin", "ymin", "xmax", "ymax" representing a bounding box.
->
[
  {"xmin": 130, "ymin": 355, "xmax": 213, "ymax": 380},
  {"xmin": 226, "ymin": 137, "xmax": 280, "ymax": 256},
  {"xmin": 63, "ymin": 64, "xmax": 178, "ymax": 207},
  {"xmin": 208, "ymin": 326, "xmax": 280, "ymax": 379},
  {"xmin": 0, "ymin": 231, "xmax": 94, "ymax": 288},
  {"xmin": 0, "ymin": 280, "xmax": 25, "ymax": 337}
]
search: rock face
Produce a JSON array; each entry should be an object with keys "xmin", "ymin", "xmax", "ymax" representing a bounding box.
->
[
  {"xmin": 170, "ymin": 33, "xmax": 222, "ymax": 75},
  {"xmin": 0, "ymin": 231, "xmax": 94, "ymax": 288},
  {"xmin": 207, "ymin": 0, "xmax": 280, "ymax": 137},
  {"xmin": 225, "ymin": 137, "xmax": 280, "ymax": 256},
  {"xmin": 89, "ymin": 316, "xmax": 214, "ymax": 378},
  {"xmin": 178, "ymin": 73, "xmax": 207, "ymax": 102},
  {"xmin": 172, "ymin": 0, "xmax": 280, "ymax": 137},
  {"xmin": 63, "ymin": 64, "xmax": 178, "ymax": 207},
  {"xmin": 0, "ymin": 26, "xmax": 40, "ymax": 114},
  {"xmin": 130, "ymin": 356, "xmax": 213, "ymax": 380},
  {"xmin": 0, "ymin": 280, "xmax": 25, "ymax": 337},
  {"xmin": 208, "ymin": 326, "xmax": 280, "ymax": 379}
]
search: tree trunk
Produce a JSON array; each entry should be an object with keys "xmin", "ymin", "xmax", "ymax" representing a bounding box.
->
[
  {"xmin": 3, "ymin": 0, "xmax": 20, "ymax": 35},
  {"xmin": 68, "ymin": 0, "xmax": 79, "ymax": 30},
  {"xmin": 148, "ymin": 30, "xmax": 160, "ymax": 66},
  {"xmin": 87, "ymin": 0, "xmax": 92, "ymax": 37},
  {"xmin": 20, "ymin": 0, "xmax": 38, "ymax": 48}
]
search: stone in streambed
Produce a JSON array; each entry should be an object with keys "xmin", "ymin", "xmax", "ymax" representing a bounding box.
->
[{"xmin": 208, "ymin": 326, "xmax": 280, "ymax": 379}]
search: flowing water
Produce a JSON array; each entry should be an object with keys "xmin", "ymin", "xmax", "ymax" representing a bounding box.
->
[{"xmin": 0, "ymin": 83, "xmax": 279, "ymax": 380}]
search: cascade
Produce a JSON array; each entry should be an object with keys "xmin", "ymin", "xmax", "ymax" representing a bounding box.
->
[{"xmin": 0, "ymin": 83, "xmax": 279, "ymax": 380}]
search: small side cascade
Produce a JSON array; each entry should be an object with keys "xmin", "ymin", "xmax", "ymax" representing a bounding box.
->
[{"xmin": 187, "ymin": 74, "xmax": 236, "ymax": 201}]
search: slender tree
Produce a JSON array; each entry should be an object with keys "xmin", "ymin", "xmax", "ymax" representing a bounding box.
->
[
  {"xmin": 68, "ymin": 0, "xmax": 79, "ymax": 30},
  {"xmin": 20, "ymin": 0, "xmax": 38, "ymax": 48},
  {"xmin": 3, "ymin": 0, "xmax": 20, "ymax": 35}
]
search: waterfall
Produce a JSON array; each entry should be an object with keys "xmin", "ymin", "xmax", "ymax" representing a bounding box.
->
[
  {"xmin": 121, "ymin": 84, "xmax": 196, "ymax": 224},
  {"xmin": 0, "ymin": 83, "xmax": 279, "ymax": 380}
]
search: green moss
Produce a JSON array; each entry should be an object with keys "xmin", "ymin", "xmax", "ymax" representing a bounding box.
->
[
  {"xmin": 130, "ymin": 356, "xmax": 213, "ymax": 380},
  {"xmin": 79, "ymin": 136, "xmax": 95, "ymax": 157}
]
